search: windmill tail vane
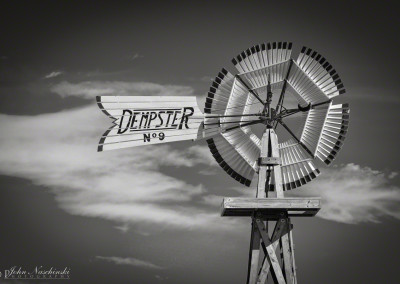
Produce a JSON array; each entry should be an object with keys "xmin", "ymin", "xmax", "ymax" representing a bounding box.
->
[
  {"xmin": 96, "ymin": 95, "xmax": 204, "ymax": 151},
  {"xmin": 96, "ymin": 42, "xmax": 350, "ymax": 284}
]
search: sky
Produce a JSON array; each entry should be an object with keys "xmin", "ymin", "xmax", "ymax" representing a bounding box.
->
[{"xmin": 0, "ymin": 1, "xmax": 399, "ymax": 283}]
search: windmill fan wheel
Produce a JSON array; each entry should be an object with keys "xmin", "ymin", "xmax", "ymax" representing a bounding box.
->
[{"xmin": 203, "ymin": 42, "xmax": 349, "ymax": 190}]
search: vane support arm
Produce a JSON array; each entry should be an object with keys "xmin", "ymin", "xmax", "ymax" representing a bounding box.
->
[
  {"xmin": 274, "ymin": 103, "xmax": 310, "ymax": 120},
  {"xmin": 206, "ymin": 113, "xmax": 261, "ymax": 119},
  {"xmin": 236, "ymin": 75, "xmax": 265, "ymax": 106},
  {"xmin": 274, "ymin": 99, "xmax": 331, "ymax": 120},
  {"xmin": 278, "ymin": 120, "xmax": 314, "ymax": 158},
  {"xmin": 223, "ymin": 119, "xmax": 262, "ymax": 132},
  {"xmin": 273, "ymin": 60, "xmax": 294, "ymax": 129},
  {"xmin": 275, "ymin": 59, "xmax": 294, "ymax": 114},
  {"xmin": 275, "ymin": 108, "xmax": 301, "ymax": 120}
]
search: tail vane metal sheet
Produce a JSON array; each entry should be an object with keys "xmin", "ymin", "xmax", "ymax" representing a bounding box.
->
[{"xmin": 97, "ymin": 96, "xmax": 203, "ymax": 151}]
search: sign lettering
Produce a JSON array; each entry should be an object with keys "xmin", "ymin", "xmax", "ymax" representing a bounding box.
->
[
  {"xmin": 117, "ymin": 107, "xmax": 194, "ymax": 134},
  {"xmin": 97, "ymin": 96, "xmax": 203, "ymax": 151}
]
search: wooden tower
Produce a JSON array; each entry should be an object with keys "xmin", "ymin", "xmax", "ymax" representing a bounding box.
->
[{"xmin": 222, "ymin": 128, "xmax": 321, "ymax": 284}]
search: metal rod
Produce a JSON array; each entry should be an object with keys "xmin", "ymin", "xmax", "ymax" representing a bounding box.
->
[
  {"xmin": 204, "ymin": 119, "xmax": 261, "ymax": 126},
  {"xmin": 274, "ymin": 108, "xmax": 302, "ymax": 120},
  {"xmin": 311, "ymin": 100, "xmax": 331, "ymax": 108},
  {"xmin": 236, "ymin": 75, "xmax": 265, "ymax": 105},
  {"xmin": 276, "ymin": 59, "xmax": 294, "ymax": 114},
  {"xmin": 274, "ymin": 59, "xmax": 294, "ymax": 129},
  {"xmin": 205, "ymin": 113, "xmax": 261, "ymax": 119},
  {"xmin": 265, "ymin": 76, "xmax": 272, "ymax": 117},
  {"xmin": 205, "ymin": 100, "xmax": 263, "ymax": 113},
  {"xmin": 278, "ymin": 120, "xmax": 315, "ymax": 157},
  {"xmin": 224, "ymin": 119, "xmax": 262, "ymax": 132}
]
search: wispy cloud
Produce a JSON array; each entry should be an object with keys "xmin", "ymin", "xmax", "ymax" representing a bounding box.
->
[
  {"xmin": 95, "ymin": 256, "xmax": 163, "ymax": 270},
  {"xmin": 129, "ymin": 53, "xmax": 144, "ymax": 61},
  {"xmin": 44, "ymin": 71, "xmax": 64, "ymax": 79},
  {"xmin": 0, "ymin": 105, "xmax": 224, "ymax": 229},
  {"xmin": 351, "ymin": 88, "xmax": 400, "ymax": 104},
  {"xmin": 50, "ymin": 81, "xmax": 194, "ymax": 99},
  {"xmin": 114, "ymin": 223, "xmax": 129, "ymax": 233},
  {"xmin": 0, "ymin": 81, "xmax": 236, "ymax": 231},
  {"xmin": 202, "ymin": 165, "xmax": 400, "ymax": 225},
  {"xmin": 289, "ymin": 163, "xmax": 400, "ymax": 224},
  {"xmin": 200, "ymin": 76, "xmax": 213, "ymax": 82}
]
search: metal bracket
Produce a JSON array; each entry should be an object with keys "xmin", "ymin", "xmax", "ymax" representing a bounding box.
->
[{"xmin": 258, "ymin": 157, "xmax": 281, "ymax": 166}]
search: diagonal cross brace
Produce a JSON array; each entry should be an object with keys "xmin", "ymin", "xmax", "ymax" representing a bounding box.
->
[
  {"xmin": 255, "ymin": 219, "xmax": 286, "ymax": 284},
  {"xmin": 257, "ymin": 218, "xmax": 291, "ymax": 284}
]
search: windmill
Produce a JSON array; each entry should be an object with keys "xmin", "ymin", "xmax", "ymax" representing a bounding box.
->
[{"xmin": 97, "ymin": 42, "xmax": 349, "ymax": 283}]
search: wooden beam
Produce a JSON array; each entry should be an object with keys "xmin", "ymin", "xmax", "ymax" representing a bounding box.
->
[
  {"xmin": 289, "ymin": 225, "xmax": 297, "ymax": 284},
  {"xmin": 257, "ymin": 131, "xmax": 270, "ymax": 198},
  {"xmin": 269, "ymin": 129, "xmax": 284, "ymax": 197},
  {"xmin": 221, "ymin": 197, "xmax": 321, "ymax": 217},
  {"xmin": 269, "ymin": 130, "xmax": 294, "ymax": 283},
  {"xmin": 255, "ymin": 219, "xmax": 286, "ymax": 284},
  {"xmin": 257, "ymin": 218, "xmax": 290, "ymax": 283},
  {"xmin": 280, "ymin": 219, "xmax": 294, "ymax": 284},
  {"xmin": 248, "ymin": 130, "xmax": 271, "ymax": 283},
  {"xmin": 248, "ymin": 220, "xmax": 261, "ymax": 284}
]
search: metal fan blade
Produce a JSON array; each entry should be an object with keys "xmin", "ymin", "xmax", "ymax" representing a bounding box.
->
[
  {"xmin": 232, "ymin": 42, "xmax": 293, "ymax": 90},
  {"xmin": 315, "ymin": 103, "xmax": 350, "ymax": 164},
  {"xmin": 278, "ymin": 120, "xmax": 314, "ymax": 158},
  {"xmin": 279, "ymin": 138, "xmax": 320, "ymax": 190},
  {"xmin": 287, "ymin": 46, "xmax": 346, "ymax": 105}
]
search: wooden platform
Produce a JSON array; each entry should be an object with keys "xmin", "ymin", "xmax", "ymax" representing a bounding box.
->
[{"xmin": 221, "ymin": 197, "xmax": 321, "ymax": 218}]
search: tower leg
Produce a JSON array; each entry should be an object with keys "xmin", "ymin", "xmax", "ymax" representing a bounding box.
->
[
  {"xmin": 289, "ymin": 224, "xmax": 297, "ymax": 284},
  {"xmin": 280, "ymin": 218, "xmax": 294, "ymax": 284},
  {"xmin": 246, "ymin": 129, "xmax": 298, "ymax": 284},
  {"xmin": 248, "ymin": 218, "xmax": 261, "ymax": 284}
]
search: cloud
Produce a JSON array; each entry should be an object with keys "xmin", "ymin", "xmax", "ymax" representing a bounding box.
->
[
  {"xmin": 44, "ymin": 71, "xmax": 64, "ymax": 79},
  {"xmin": 0, "ymin": 104, "xmax": 226, "ymax": 229},
  {"xmin": 114, "ymin": 223, "xmax": 129, "ymax": 233},
  {"xmin": 200, "ymin": 76, "xmax": 213, "ymax": 82},
  {"xmin": 129, "ymin": 53, "xmax": 144, "ymax": 61},
  {"xmin": 351, "ymin": 87, "xmax": 400, "ymax": 104},
  {"xmin": 0, "ymin": 80, "xmax": 240, "ymax": 230},
  {"xmin": 50, "ymin": 81, "xmax": 194, "ymax": 99},
  {"xmin": 95, "ymin": 256, "xmax": 163, "ymax": 270},
  {"xmin": 155, "ymin": 274, "xmax": 168, "ymax": 281},
  {"xmin": 289, "ymin": 164, "xmax": 400, "ymax": 224},
  {"xmin": 198, "ymin": 168, "xmax": 218, "ymax": 176}
]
